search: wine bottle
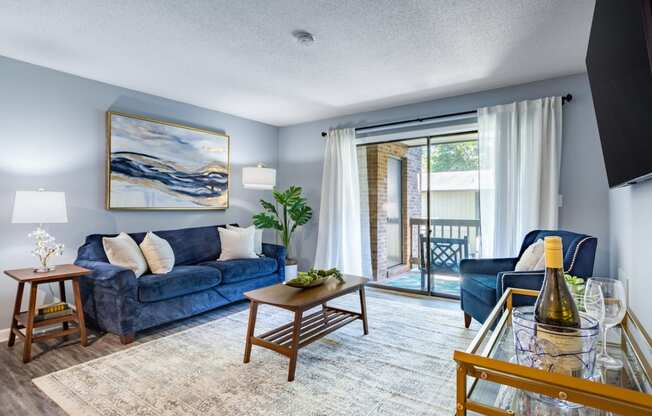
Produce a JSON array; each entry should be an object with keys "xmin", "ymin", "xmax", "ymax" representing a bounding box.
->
[{"xmin": 534, "ymin": 236, "xmax": 580, "ymax": 327}]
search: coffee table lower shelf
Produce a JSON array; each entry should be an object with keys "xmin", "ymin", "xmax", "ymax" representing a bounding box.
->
[
  {"xmin": 253, "ymin": 307, "xmax": 360, "ymax": 352},
  {"xmin": 245, "ymin": 305, "xmax": 366, "ymax": 381}
]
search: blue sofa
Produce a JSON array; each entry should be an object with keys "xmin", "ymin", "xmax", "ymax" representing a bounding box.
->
[
  {"xmin": 75, "ymin": 224, "xmax": 286, "ymax": 343},
  {"xmin": 459, "ymin": 230, "xmax": 597, "ymax": 328}
]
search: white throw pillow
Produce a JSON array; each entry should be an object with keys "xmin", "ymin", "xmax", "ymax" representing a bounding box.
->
[
  {"xmin": 139, "ymin": 232, "xmax": 175, "ymax": 274},
  {"xmin": 514, "ymin": 239, "xmax": 545, "ymax": 272},
  {"xmin": 218, "ymin": 227, "xmax": 258, "ymax": 260},
  {"xmin": 533, "ymin": 252, "xmax": 546, "ymax": 271},
  {"xmin": 227, "ymin": 224, "xmax": 263, "ymax": 255},
  {"xmin": 102, "ymin": 232, "xmax": 148, "ymax": 277}
]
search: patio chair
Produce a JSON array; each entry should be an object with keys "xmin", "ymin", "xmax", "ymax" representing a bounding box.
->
[{"xmin": 419, "ymin": 235, "xmax": 469, "ymax": 291}]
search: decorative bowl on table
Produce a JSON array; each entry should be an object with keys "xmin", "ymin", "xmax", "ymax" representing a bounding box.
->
[
  {"xmin": 285, "ymin": 268, "xmax": 344, "ymax": 288},
  {"xmin": 285, "ymin": 276, "xmax": 329, "ymax": 288}
]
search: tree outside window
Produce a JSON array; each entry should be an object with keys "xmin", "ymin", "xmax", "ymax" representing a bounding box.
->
[{"xmin": 424, "ymin": 140, "xmax": 479, "ymax": 172}]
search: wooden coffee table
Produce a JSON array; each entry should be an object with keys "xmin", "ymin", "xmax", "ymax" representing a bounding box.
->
[{"xmin": 243, "ymin": 275, "xmax": 369, "ymax": 381}]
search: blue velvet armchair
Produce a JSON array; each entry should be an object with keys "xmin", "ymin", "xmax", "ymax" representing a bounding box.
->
[{"xmin": 459, "ymin": 230, "xmax": 597, "ymax": 328}]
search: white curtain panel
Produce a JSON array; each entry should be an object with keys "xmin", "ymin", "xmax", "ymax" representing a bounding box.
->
[
  {"xmin": 478, "ymin": 96, "xmax": 562, "ymax": 258},
  {"xmin": 314, "ymin": 128, "xmax": 370, "ymax": 275}
]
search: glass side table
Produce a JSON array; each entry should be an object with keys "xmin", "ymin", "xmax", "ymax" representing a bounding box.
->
[{"xmin": 453, "ymin": 288, "xmax": 652, "ymax": 415}]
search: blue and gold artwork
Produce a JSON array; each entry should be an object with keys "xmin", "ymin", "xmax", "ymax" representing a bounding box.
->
[{"xmin": 106, "ymin": 112, "xmax": 229, "ymax": 210}]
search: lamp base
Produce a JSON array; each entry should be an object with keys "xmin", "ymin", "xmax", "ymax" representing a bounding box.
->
[{"xmin": 34, "ymin": 265, "xmax": 56, "ymax": 273}]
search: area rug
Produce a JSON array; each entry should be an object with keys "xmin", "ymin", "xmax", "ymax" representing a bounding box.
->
[{"xmin": 34, "ymin": 294, "xmax": 475, "ymax": 416}]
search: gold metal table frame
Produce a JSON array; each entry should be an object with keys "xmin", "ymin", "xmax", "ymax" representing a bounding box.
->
[{"xmin": 453, "ymin": 288, "xmax": 652, "ymax": 416}]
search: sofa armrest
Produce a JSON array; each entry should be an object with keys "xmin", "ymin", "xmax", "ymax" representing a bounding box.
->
[
  {"xmin": 262, "ymin": 243, "xmax": 286, "ymax": 263},
  {"xmin": 459, "ymin": 257, "xmax": 518, "ymax": 276},
  {"xmin": 74, "ymin": 259, "xmax": 139, "ymax": 336},
  {"xmin": 74, "ymin": 260, "xmax": 138, "ymax": 293},
  {"xmin": 262, "ymin": 243, "xmax": 286, "ymax": 281}
]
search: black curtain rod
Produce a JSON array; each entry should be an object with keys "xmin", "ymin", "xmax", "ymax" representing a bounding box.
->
[{"xmin": 320, "ymin": 93, "xmax": 573, "ymax": 137}]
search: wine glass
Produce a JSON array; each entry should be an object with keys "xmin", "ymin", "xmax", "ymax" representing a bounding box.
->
[
  {"xmin": 583, "ymin": 282, "xmax": 605, "ymax": 323},
  {"xmin": 585, "ymin": 278, "xmax": 627, "ymax": 370},
  {"xmin": 583, "ymin": 282, "xmax": 605, "ymax": 373}
]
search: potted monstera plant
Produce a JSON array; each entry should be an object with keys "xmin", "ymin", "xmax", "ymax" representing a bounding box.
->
[{"xmin": 253, "ymin": 186, "xmax": 312, "ymax": 280}]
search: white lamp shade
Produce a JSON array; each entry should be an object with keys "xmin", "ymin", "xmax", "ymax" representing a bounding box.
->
[
  {"xmin": 243, "ymin": 166, "xmax": 276, "ymax": 190},
  {"xmin": 11, "ymin": 191, "xmax": 68, "ymax": 224}
]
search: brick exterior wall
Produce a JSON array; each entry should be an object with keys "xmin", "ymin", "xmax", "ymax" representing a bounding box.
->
[
  {"xmin": 407, "ymin": 147, "xmax": 423, "ymax": 265},
  {"xmin": 364, "ymin": 143, "xmax": 422, "ymax": 280},
  {"xmin": 365, "ymin": 144, "xmax": 386, "ymax": 280}
]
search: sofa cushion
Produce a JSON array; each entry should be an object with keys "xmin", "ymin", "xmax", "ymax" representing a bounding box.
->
[
  {"xmin": 217, "ymin": 227, "xmax": 258, "ymax": 260},
  {"xmin": 227, "ymin": 225, "xmax": 263, "ymax": 255},
  {"xmin": 130, "ymin": 226, "xmax": 224, "ymax": 266},
  {"xmin": 200, "ymin": 257, "xmax": 278, "ymax": 284},
  {"xmin": 102, "ymin": 232, "xmax": 148, "ymax": 277},
  {"xmin": 138, "ymin": 265, "xmax": 222, "ymax": 303},
  {"xmin": 215, "ymin": 274, "xmax": 283, "ymax": 303},
  {"xmin": 514, "ymin": 239, "xmax": 544, "ymax": 271},
  {"xmin": 461, "ymin": 273, "xmax": 497, "ymax": 306},
  {"xmin": 139, "ymin": 232, "xmax": 175, "ymax": 274}
]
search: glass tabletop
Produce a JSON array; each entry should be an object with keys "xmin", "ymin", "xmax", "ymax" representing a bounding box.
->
[{"xmin": 467, "ymin": 311, "xmax": 652, "ymax": 415}]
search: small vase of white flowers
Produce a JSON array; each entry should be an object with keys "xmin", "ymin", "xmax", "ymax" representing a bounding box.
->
[{"xmin": 29, "ymin": 227, "xmax": 64, "ymax": 272}]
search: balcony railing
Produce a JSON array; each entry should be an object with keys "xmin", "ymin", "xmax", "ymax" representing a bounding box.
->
[{"xmin": 409, "ymin": 218, "xmax": 481, "ymax": 268}]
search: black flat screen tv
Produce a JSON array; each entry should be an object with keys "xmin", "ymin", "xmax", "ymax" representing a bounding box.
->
[{"xmin": 586, "ymin": 0, "xmax": 652, "ymax": 187}]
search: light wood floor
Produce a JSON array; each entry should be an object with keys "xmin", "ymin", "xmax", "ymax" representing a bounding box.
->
[{"xmin": 0, "ymin": 288, "xmax": 461, "ymax": 416}]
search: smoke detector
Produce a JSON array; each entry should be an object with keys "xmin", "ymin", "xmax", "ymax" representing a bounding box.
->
[{"xmin": 292, "ymin": 30, "xmax": 315, "ymax": 46}]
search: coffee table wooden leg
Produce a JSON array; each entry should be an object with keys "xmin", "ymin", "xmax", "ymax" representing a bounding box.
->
[
  {"xmin": 72, "ymin": 279, "xmax": 87, "ymax": 346},
  {"xmin": 322, "ymin": 303, "xmax": 329, "ymax": 327},
  {"xmin": 288, "ymin": 309, "xmax": 303, "ymax": 382},
  {"xmin": 8, "ymin": 282, "xmax": 24, "ymax": 347},
  {"xmin": 23, "ymin": 283, "xmax": 38, "ymax": 363},
  {"xmin": 359, "ymin": 286, "xmax": 369, "ymax": 335},
  {"xmin": 58, "ymin": 280, "xmax": 69, "ymax": 331},
  {"xmin": 243, "ymin": 301, "xmax": 258, "ymax": 364}
]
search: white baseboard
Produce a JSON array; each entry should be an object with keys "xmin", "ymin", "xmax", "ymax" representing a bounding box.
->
[{"xmin": 0, "ymin": 327, "xmax": 10, "ymax": 343}]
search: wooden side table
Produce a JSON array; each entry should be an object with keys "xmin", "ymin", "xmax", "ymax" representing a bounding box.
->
[{"xmin": 4, "ymin": 264, "xmax": 91, "ymax": 363}]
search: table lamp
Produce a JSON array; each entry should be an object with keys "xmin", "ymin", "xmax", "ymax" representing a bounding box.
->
[
  {"xmin": 11, "ymin": 189, "xmax": 68, "ymax": 272},
  {"xmin": 243, "ymin": 163, "xmax": 276, "ymax": 190}
]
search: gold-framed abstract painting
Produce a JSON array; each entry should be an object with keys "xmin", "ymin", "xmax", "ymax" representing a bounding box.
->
[{"xmin": 106, "ymin": 112, "xmax": 230, "ymax": 210}]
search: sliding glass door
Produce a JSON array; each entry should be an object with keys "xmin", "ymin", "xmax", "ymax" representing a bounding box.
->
[
  {"xmin": 359, "ymin": 132, "xmax": 479, "ymax": 299},
  {"xmin": 424, "ymin": 139, "xmax": 479, "ymax": 297}
]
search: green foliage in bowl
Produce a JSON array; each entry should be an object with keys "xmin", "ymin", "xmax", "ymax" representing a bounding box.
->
[
  {"xmin": 564, "ymin": 274, "xmax": 585, "ymax": 286},
  {"xmin": 286, "ymin": 268, "xmax": 344, "ymax": 288},
  {"xmin": 565, "ymin": 273, "xmax": 586, "ymax": 310}
]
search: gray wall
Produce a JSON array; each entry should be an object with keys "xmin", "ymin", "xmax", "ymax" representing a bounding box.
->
[
  {"xmin": 0, "ymin": 56, "xmax": 279, "ymax": 332},
  {"xmin": 277, "ymin": 73, "xmax": 611, "ymax": 276},
  {"xmin": 609, "ymin": 183, "xmax": 652, "ymax": 337}
]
